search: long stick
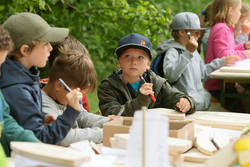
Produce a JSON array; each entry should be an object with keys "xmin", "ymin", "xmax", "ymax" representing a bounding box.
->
[{"xmin": 142, "ymin": 106, "xmax": 147, "ymax": 167}]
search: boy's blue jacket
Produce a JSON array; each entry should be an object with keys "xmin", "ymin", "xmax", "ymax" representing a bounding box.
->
[
  {"xmin": 0, "ymin": 57, "xmax": 80, "ymax": 144},
  {"xmin": 0, "ymin": 90, "xmax": 39, "ymax": 157}
]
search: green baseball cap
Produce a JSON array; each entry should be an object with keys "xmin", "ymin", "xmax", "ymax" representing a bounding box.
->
[{"xmin": 3, "ymin": 12, "xmax": 69, "ymax": 49}]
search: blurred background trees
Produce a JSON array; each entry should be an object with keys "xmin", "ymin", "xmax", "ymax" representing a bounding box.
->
[{"xmin": 0, "ymin": 0, "xmax": 219, "ymax": 112}]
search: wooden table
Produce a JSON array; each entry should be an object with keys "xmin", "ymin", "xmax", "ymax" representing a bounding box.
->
[{"xmin": 209, "ymin": 69, "xmax": 250, "ymax": 107}]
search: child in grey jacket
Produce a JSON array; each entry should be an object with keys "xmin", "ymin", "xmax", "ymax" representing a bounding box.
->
[
  {"xmin": 155, "ymin": 12, "xmax": 241, "ymax": 111},
  {"xmin": 42, "ymin": 36, "xmax": 115, "ymax": 146}
]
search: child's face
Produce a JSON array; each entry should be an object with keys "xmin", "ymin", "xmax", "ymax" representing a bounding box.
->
[
  {"xmin": 0, "ymin": 50, "xmax": 8, "ymax": 75},
  {"xmin": 186, "ymin": 30, "xmax": 200, "ymax": 41},
  {"xmin": 25, "ymin": 41, "xmax": 52, "ymax": 69},
  {"xmin": 235, "ymin": 14, "xmax": 250, "ymax": 31},
  {"xmin": 118, "ymin": 48, "xmax": 150, "ymax": 79},
  {"xmin": 229, "ymin": 1, "xmax": 242, "ymax": 25}
]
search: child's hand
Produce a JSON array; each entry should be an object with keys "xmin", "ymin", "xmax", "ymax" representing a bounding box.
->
[
  {"xmin": 186, "ymin": 36, "xmax": 198, "ymax": 54},
  {"xmin": 107, "ymin": 115, "xmax": 116, "ymax": 121},
  {"xmin": 43, "ymin": 114, "xmax": 57, "ymax": 127},
  {"xmin": 66, "ymin": 88, "xmax": 83, "ymax": 111},
  {"xmin": 176, "ymin": 98, "xmax": 191, "ymax": 113},
  {"xmin": 139, "ymin": 83, "xmax": 155, "ymax": 97},
  {"xmin": 224, "ymin": 55, "xmax": 242, "ymax": 65},
  {"xmin": 241, "ymin": 20, "xmax": 250, "ymax": 35}
]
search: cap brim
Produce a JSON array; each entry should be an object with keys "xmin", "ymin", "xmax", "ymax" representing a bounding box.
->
[
  {"xmin": 116, "ymin": 44, "xmax": 152, "ymax": 59},
  {"xmin": 188, "ymin": 27, "xmax": 208, "ymax": 31},
  {"xmin": 173, "ymin": 27, "xmax": 208, "ymax": 31},
  {"xmin": 39, "ymin": 27, "xmax": 69, "ymax": 42}
]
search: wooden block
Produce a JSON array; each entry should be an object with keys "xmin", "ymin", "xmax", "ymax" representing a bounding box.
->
[
  {"xmin": 147, "ymin": 108, "xmax": 185, "ymax": 120},
  {"xmin": 195, "ymin": 114, "xmax": 250, "ymax": 130},
  {"xmin": 90, "ymin": 141, "xmax": 102, "ymax": 154},
  {"xmin": 168, "ymin": 137, "xmax": 192, "ymax": 153},
  {"xmin": 182, "ymin": 148, "xmax": 211, "ymax": 163},
  {"xmin": 111, "ymin": 134, "xmax": 192, "ymax": 154},
  {"xmin": 110, "ymin": 137, "xmax": 119, "ymax": 148},
  {"xmin": 204, "ymin": 141, "xmax": 237, "ymax": 167},
  {"xmin": 113, "ymin": 133, "xmax": 129, "ymax": 149},
  {"xmin": 11, "ymin": 142, "xmax": 91, "ymax": 167},
  {"xmin": 196, "ymin": 130, "xmax": 231, "ymax": 156}
]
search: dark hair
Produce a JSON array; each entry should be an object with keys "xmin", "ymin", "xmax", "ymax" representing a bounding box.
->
[{"xmin": 0, "ymin": 25, "xmax": 13, "ymax": 52}]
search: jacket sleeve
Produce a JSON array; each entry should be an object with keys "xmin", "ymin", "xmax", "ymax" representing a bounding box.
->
[
  {"xmin": 77, "ymin": 107, "xmax": 110, "ymax": 128},
  {"xmin": 159, "ymin": 79, "xmax": 197, "ymax": 114},
  {"xmin": 163, "ymin": 48, "xmax": 193, "ymax": 83},
  {"xmin": 0, "ymin": 91, "xmax": 39, "ymax": 156},
  {"xmin": 98, "ymin": 81, "xmax": 151, "ymax": 116},
  {"xmin": 57, "ymin": 127, "xmax": 103, "ymax": 146},
  {"xmin": 201, "ymin": 57, "xmax": 225, "ymax": 82},
  {"xmin": 213, "ymin": 24, "xmax": 246, "ymax": 60},
  {"xmin": 2, "ymin": 86, "xmax": 80, "ymax": 144}
]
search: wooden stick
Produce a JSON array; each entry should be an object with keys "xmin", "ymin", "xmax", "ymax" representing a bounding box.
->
[{"xmin": 142, "ymin": 106, "xmax": 147, "ymax": 167}]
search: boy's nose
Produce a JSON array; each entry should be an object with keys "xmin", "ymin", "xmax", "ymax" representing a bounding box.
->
[
  {"xmin": 130, "ymin": 58, "xmax": 136, "ymax": 64},
  {"xmin": 48, "ymin": 43, "xmax": 53, "ymax": 52}
]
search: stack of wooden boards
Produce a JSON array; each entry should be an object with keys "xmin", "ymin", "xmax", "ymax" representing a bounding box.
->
[
  {"xmin": 110, "ymin": 133, "xmax": 192, "ymax": 166},
  {"xmin": 187, "ymin": 111, "xmax": 250, "ymax": 131},
  {"xmin": 10, "ymin": 141, "xmax": 92, "ymax": 167},
  {"xmin": 105, "ymin": 109, "xmax": 250, "ymax": 166}
]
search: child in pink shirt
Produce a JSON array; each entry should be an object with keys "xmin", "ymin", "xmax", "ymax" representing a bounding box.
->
[{"xmin": 205, "ymin": 0, "xmax": 250, "ymax": 112}]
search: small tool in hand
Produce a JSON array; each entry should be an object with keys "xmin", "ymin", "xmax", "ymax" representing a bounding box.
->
[
  {"xmin": 115, "ymin": 106, "xmax": 125, "ymax": 120},
  {"xmin": 139, "ymin": 75, "xmax": 156, "ymax": 102},
  {"xmin": 58, "ymin": 78, "xmax": 82, "ymax": 104},
  {"xmin": 187, "ymin": 32, "xmax": 191, "ymax": 39}
]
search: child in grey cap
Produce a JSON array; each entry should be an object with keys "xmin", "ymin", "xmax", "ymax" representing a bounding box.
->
[
  {"xmin": 155, "ymin": 12, "xmax": 241, "ymax": 111},
  {"xmin": 98, "ymin": 33, "xmax": 197, "ymax": 116}
]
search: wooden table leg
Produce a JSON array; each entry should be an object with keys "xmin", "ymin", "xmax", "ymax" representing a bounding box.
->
[{"xmin": 221, "ymin": 80, "xmax": 225, "ymax": 108}]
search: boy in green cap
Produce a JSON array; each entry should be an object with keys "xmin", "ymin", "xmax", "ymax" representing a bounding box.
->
[
  {"xmin": 0, "ymin": 12, "xmax": 82, "ymax": 146},
  {"xmin": 0, "ymin": 25, "xmax": 39, "ymax": 161}
]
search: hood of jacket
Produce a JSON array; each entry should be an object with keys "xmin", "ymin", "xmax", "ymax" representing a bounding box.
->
[
  {"xmin": 155, "ymin": 39, "xmax": 186, "ymax": 55},
  {"xmin": 0, "ymin": 57, "xmax": 40, "ymax": 89}
]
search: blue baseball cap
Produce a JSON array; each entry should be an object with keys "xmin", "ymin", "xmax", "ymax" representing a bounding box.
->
[{"xmin": 115, "ymin": 33, "xmax": 153, "ymax": 60}]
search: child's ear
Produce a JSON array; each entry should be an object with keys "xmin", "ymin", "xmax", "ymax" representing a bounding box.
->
[
  {"xmin": 228, "ymin": 7, "xmax": 233, "ymax": 15},
  {"xmin": 146, "ymin": 60, "xmax": 151, "ymax": 70},
  {"xmin": 179, "ymin": 30, "xmax": 186, "ymax": 37},
  {"xmin": 19, "ymin": 45, "xmax": 30, "ymax": 56},
  {"xmin": 54, "ymin": 80, "xmax": 61, "ymax": 91},
  {"xmin": 117, "ymin": 60, "xmax": 121, "ymax": 68}
]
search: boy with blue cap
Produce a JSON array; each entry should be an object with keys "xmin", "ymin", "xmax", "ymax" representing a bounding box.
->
[
  {"xmin": 155, "ymin": 12, "xmax": 241, "ymax": 111},
  {"xmin": 0, "ymin": 12, "xmax": 83, "ymax": 146},
  {"xmin": 98, "ymin": 33, "xmax": 197, "ymax": 116}
]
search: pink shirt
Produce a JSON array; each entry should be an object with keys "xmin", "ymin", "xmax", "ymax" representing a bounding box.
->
[{"xmin": 204, "ymin": 22, "xmax": 246, "ymax": 90}]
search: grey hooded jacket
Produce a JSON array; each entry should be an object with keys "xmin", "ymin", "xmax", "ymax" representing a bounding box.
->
[{"xmin": 155, "ymin": 39, "xmax": 225, "ymax": 110}]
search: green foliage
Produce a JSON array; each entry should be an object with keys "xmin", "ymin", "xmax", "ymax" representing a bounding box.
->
[
  {"xmin": 0, "ymin": 0, "xmax": 172, "ymax": 112},
  {"xmin": 1, "ymin": 0, "xmax": 237, "ymax": 112}
]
